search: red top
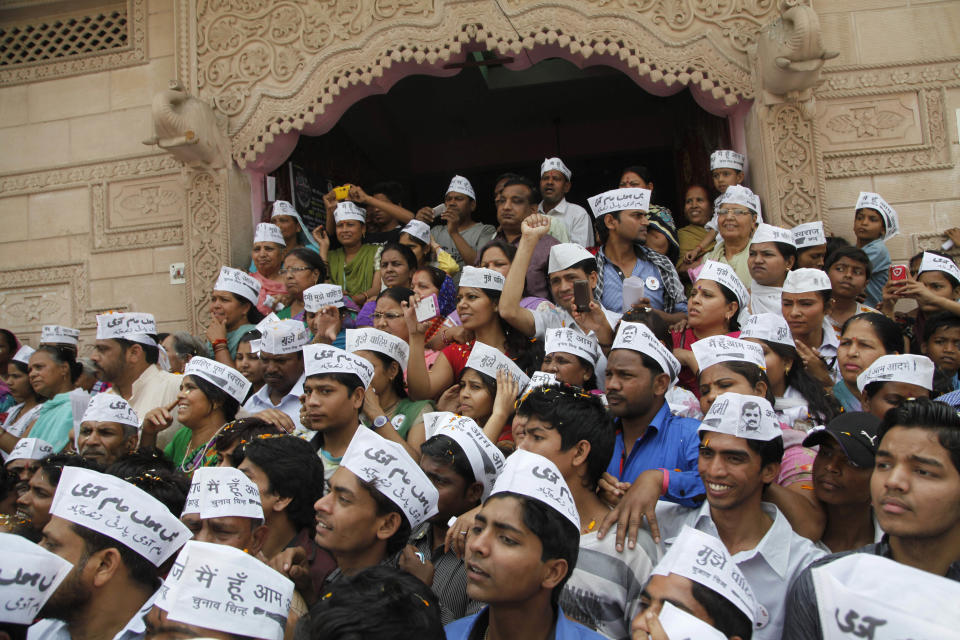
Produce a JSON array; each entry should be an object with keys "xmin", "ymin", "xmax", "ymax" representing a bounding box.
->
[{"xmin": 442, "ymin": 340, "xmax": 476, "ymax": 380}]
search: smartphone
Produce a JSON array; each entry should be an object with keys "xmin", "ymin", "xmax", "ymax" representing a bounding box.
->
[
  {"xmin": 432, "ymin": 203, "xmax": 445, "ymax": 221},
  {"xmin": 573, "ymin": 280, "xmax": 591, "ymax": 312},
  {"xmin": 889, "ymin": 265, "xmax": 908, "ymax": 282},
  {"xmin": 415, "ymin": 293, "xmax": 440, "ymax": 322}
]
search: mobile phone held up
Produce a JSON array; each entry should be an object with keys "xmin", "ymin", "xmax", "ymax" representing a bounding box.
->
[
  {"xmin": 889, "ymin": 265, "xmax": 908, "ymax": 282},
  {"xmin": 573, "ymin": 279, "xmax": 592, "ymax": 313},
  {"xmin": 415, "ymin": 294, "xmax": 440, "ymax": 322}
]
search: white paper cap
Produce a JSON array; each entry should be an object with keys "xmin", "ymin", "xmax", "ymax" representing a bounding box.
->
[
  {"xmin": 548, "ymin": 243, "xmax": 595, "ymax": 274},
  {"xmin": 917, "ymin": 251, "xmax": 960, "ymax": 285},
  {"xmin": 464, "ymin": 341, "xmax": 530, "ymax": 395},
  {"xmin": 183, "ymin": 466, "xmax": 264, "ymax": 521},
  {"xmin": 214, "ymin": 266, "xmax": 262, "ymax": 306},
  {"xmin": 184, "ymin": 356, "xmax": 252, "ymax": 404},
  {"xmin": 751, "ymin": 223, "xmax": 795, "ymax": 247},
  {"xmin": 782, "ymin": 268, "xmax": 832, "ymax": 294},
  {"xmin": 458, "ymin": 265, "xmax": 505, "ymax": 291},
  {"xmin": 271, "ymin": 199, "xmax": 302, "ymax": 223},
  {"xmin": 710, "ymin": 150, "xmax": 746, "ymax": 172},
  {"xmin": 856, "ymin": 354, "xmax": 935, "ymax": 393},
  {"xmin": 334, "ymin": 201, "xmax": 366, "ymax": 224},
  {"xmin": 544, "ymin": 327, "xmax": 600, "ymax": 367},
  {"xmin": 259, "ymin": 319, "xmax": 310, "ymax": 355},
  {"xmin": 698, "ymin": 392, "xmax": 781, "ymax": 442},
  {"xmin": 611, "ymin": 321, "xmax": 681, "ymax": 383},
  {"xmin": 654, "ymin": 525, "xmax": 757, "ymax": 625},
  {"xmin": 587, "ymin": 188, "xmax": 651, "ymax": 219},
  {"xmin": 95, "ymin": 312, "xmax": 158, "ymax": 347},
  {"xmin": 657, "ymin": 602, "xmax": 727, "ymax": 640},
  {"xmin": 401, "ymin": 219, "xmax": 431, "ymax": 245},
  {"xmin": 347, "ymin": 328, "xmax": 410, "ymax": 370},
  {"xmin": 855, "ymin": 192, "xmax": 899, "ymax": 241},
  {"xmin": 303, "ymin": 343, "xmax": 375, "ymax": 389},
  {"xmin": 524, "ymin": 371, "xmax": 559, "ymax": 395},
  {"xmin": 740, "ymin": 313, "xmax": 795, "ymax": 347},
  {"xmin": 811, "ymin": 553, "xmax": 960, "ymax": 640},
  {"xmin": 540, "ymin": 157, "xmax": 572, "ymax": 180},
  {"xmin": 40, "ymin": 325, "xmax": 80, "ymax": 346},
  {"xmin": 303, "ymin": 283, "xmax": 344, "ymax": 312},
  {"xmin": 81, "ymin": 393, "xmax": 140, "ymax": 429},
  {"xmin": 489, "ymin": 449, "xmax": 579, "ymax": 530},
  {"xmin": 12, "ymin": 344, "xmax": 35, "ymax": 365},
  {"xmin": 256, "ymin": 312, "xmax": 280, "ymax": 332},
  {"xmin": 446, "ymin": 175, "xmax": 476, "ymax": 200},
  {"xmin": 791, "ymin": 221, "xmax": 826, "ymax": 248},
  {"xmin": 423, "ymin": 412, "xmax": 506, "ymax": 500},
  {"xmin": 50, "ymin": 467, "xmax": 191, "ymax": 565},
  {"xmin": 692, "ymin": 335, "xmax": 766, "ymax": 373},
  {"xmin": 0, "ymin": 533, "xmax": 73, "ymax": 624},
  {"xmin": 253, "ymin": 222, "xmax": 286, "ymax": 246},
  {"xmin": 159, "ymin": 540, "xmax": 294, "ymax": 640},
  {"xmin": 7, "ymin": 437, "xmax": 55, "ymax": 463},
  {"xmin": 716, "ymin": 184, "xmax": 761, "ymax": 219},
  {"xmin": 340, "ymin": 428, "xmax": 439, "ymax": 528},
  {"xmin": 696, "ymin": 260, "xmax": 750, "ymax": 311}
]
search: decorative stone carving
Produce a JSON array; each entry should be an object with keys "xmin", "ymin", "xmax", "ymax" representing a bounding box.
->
[
  {"xmin": 184, "ymin": 171, "xmax": 227, "ymax": 332},
  {"xmin": 820, "ymin": 95, "xmax": 921, "ymax": 151},
  {"xmin": 0, "ymin": 263, "xmax": 88, "ymax": 332},
  {"xmin": 767, "ymin": 104, "xmax": 824, "ymax": 227},
  {"xmin": 143, "ymin": 81, "xmax": 232, "ymax": 170}
]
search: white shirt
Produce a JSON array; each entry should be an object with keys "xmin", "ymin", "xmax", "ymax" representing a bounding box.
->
[
  {"xmin": 108, "ymin": 364, "xmax": 183, "ymax": 449},
  {"xmin": 539, "ymin": 198, "xmax": 594, "ymax": 248},
  {"xmin": 242, "ymin": 372, "xmax": 305, "ymax": 433},
  {"xmin": 655, "ymin": 500, "xmax": 826, "ymax": 640},
  {"xmin": 749, "ymin": 283, "xmax": 784, "ymax": 316}
]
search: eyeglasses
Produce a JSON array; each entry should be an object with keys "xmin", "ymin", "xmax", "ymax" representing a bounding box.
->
[
  {"xmin": 279, "ymin": 266, "xmax": 316, "ymax": 275},
  {"xmin": 717, "ymin": 208, "xmax": 754, "ymax": 218},
  {"xmin": 372, "ymin": 312, "xmax": 404, "ymax": 320}
]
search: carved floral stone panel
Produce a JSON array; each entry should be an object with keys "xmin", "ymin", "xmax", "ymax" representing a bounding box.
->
[
  {"xmin": 108, "ymin": 176, "xmax": 185, "ymax": 227},
  {"xmin": 0, "ymin": 286, "xmax": 72, "ymax": 333},
  {"xmin": 818, "ymin": 93, "xmax": 922, "ymax": 152}
]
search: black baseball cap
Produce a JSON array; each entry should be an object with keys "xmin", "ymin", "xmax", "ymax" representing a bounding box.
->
[{"xmin": 802, "ymin": 412, "xmax": 881, "ymax": 468}]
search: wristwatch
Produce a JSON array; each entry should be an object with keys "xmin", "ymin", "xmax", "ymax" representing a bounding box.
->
[{"xmin": 372, "ymin": 415, "xmax": 389, "ymax": 430}]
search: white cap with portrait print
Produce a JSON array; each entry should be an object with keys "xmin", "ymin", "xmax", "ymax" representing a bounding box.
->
[
  {"xmin": 698, "ymin": 392, "xmax": 781, "ymax": 442},
  {"xmin": 540, "ymin": 157, "xmax": 572, "ymax": 180},
  {"xmin": 611, "ymin": 321, "xmax": 681, "ymax": 384}
]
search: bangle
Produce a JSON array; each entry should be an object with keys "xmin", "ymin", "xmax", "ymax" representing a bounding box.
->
[
  {"xmin": 213, "ymin": 343, "xmax": 228, "ymax": 351},
  {"xmin": 441, "ymin": 329, "xmax": 452, "ymax": 345},
  {"xmin": 212, "ymin": 339, "xmax": 227, "ymax": 346},
  {"xmin": 658, "ymin": 468, "xmax": 670, "ymax": 496}
]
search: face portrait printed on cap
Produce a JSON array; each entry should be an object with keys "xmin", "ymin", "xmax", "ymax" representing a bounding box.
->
[
  {"xmin": 12, "ymin": 344, "xmax": 35, "ymax": 365},
  {"xmin": 346, "ymin": 328, "xmax": 410, "ymax": 371},
  {"xmin": 587, "ymin": 188, "xmax": 651, "ymax": 219},
  {"xmin": 334, "ymin": 201, "xmax": 366, "ymax": 224},
  {"xmin": 699, "ymin": 392, "xmax": 780, "ymax": 442},
  {"xmin": 739, "ymin": 313, "xmax": 795, "ymax": 348},
  {"xmin": 696, "ymin": 260, "xmax": 750, "ymax": 311},
  {"xmin": 303, "ymin": 343, "xmax": 375, "ymax": 389},
  {"xmin": 692, "ymin": 335, "xmax": 766, "ymax": 374},
  {"xmin": 489, "ymin": 448, "xmax": 579, "ymax": 530},
  {"xmin": 253, "ymin": 222, "xmax": 286, "ymax": 247},
  {"xmin": 40, "ymin": 325, "xmax": 80, "ymax": 347},
  {"xmin": 258, "ymin": 319, "xmax": 310, "ymax": 356},
  {"xmin": 401, "ymin": 219, "xmax": 431, "ymax": 245},
  {"xmin": 653, "ymin": 525, "xmax": 757, "ymax": 626},
  {"xmin": 856, "ymin": 354, "xmax": 935, "ymax": 393},
  {"xmin": 81, "ymin": 393, "xmax": 140, "ymax": 430},
  {"xmin": 0, "ymin": 533, "xmax": 74, "ymax": 625},
  {"xmin": 184, "ymin": 356, "xmax": 252, "ymax": 404},
  {"xmin": 7, "ymin": 437, "xmax": 54, "ymax": 463},
  {"xmin": 458, "ymin": 265, "xmax": 505, "ymax": 292},
  {"xmin": 214, "ymin": 266, "xmax": 262, "ymax": 306},
  {"xmin": 423, "ymin": 412, "xmax": 506, "ymax": 500},
  {"xmin": 302, "ymin": 283, "xmax": 344, "ymax": 312},
  {"xmin": 855, "ymin": 192, "xmax": 899, "ymax": 241},
  {"xmin": 340, "ymin": 427, "xmax": 439, "ymax": 528},
  {"xmin": 917, "ymin": 251, "xmax": 960, "ymax": 285},
  {"xmin": 791, "ymin": 221, "xmax": 826, "ymax": 248},
  {"xmin": 751, "ymin": 223, "xmax": 795, "ymax": 248},
  {"xmin": 716, "ymin": 184, "xmax": 762, "ymax": 223},
  {"xmin": 464, "ymin": 341, "xmax": 530, "ymax": 397},
  {"xmin": 182, "ymin": 466, "xmax": 264, "ymax": 521},
  {"xmin": 50, "ymin": 467, "xmax": 191, "ymax": 565},
  {"xmin": 710, "ymin": 150, "xmax": 746, "ymax": 172},
  {"xmin": 612, "ymin": 321, "xmax": 681, "ymax": 383},
  {"xmin": 95, "ymin": 312, "xmax": 158, "ymax": 347},
  {"xmin": 548, "ymin": 243, "xmax": 595, "ymax": 275},
  {"xmin": 271, "ymin": 200, "xmax": 308, "ymax": 235},
  {"xmin": 782, "ymin": 268, "xmax": 833, "ymax": 294},
  {"xmin": 544, "ymin": 327, "xmax": 600, "ymax": 367},
  {"xmin": 540, "ymin": 157, "xmax": 572, "ymax": 180},
  {"xmin": 446, "ymin": 175, "xmax": 476, "ymax": 201},
  {"xmin": 158, "ymin": 540, "xmax": 294, "ymax": 640}
]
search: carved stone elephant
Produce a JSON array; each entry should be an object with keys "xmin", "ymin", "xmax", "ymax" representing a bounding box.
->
[{"xmin": 143, "ymin": 80, "xmax": 230, "ymax": 170}]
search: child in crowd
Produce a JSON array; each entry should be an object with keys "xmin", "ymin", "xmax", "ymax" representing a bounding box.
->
[
  {"xmin": 922, "ymin": 312, "xmax": 960, "ymax": 395},
  {"xmin": 852, "ymin": 191, "xmax": 899, "ymax": 308},
  {"xmin": 681, "ymin": 149, "xmax": 745, "ymax": 266}
]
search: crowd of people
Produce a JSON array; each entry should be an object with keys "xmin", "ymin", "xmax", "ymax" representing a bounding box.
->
[{"xmin": 2, "ymin": 151, "xmax": 960, "ymax": 640}]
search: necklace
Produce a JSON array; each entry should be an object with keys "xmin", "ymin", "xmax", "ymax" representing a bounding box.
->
[{"xmin": 178, "ymin": 423, "xmax": 227, "ymax": 473}]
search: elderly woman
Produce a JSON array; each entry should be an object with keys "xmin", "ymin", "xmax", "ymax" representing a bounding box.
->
[
  {"xmin": 701, "ymin": 184, "xmax": 760, "ymax": 287},
  {"xmin": 277, "ymin": 248, "xmax": 327, "ymax": 324},
  {"xmin": 250, "ymin": 222, "xmax": 288, "ymax": 315}
]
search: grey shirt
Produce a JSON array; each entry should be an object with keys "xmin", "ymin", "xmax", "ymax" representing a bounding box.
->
[{"xmin": 431, "ymin": 222, "xmax": 497, "ymax": 273}]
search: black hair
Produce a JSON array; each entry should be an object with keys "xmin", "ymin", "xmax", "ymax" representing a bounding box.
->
[
  {"xmin": 877, "ymin": 398, "xmax": 960, "ymax": 473},
  {"xmin": 369, "ymin": 181, "xmax": 405, "ymax": 206},
  {"xmin": 620, "ymin": 164, "xmax": 653, "ymax": 186},
  {"xmin": 363, "ymin": 349, "xmax": 407, "ymax": 399},
  {"xmin": 501, "ymin": 176, "xmax": 541, "ymax": 206},
  {"xmin": 516, "ymin": 386, "xmax": 614, "ymax": 490},
  {"xmin": 486, "ymin": 492, "xmax": 579, "ymax": 608},
  {"xmin": 700, "ymin": 430, "xmax": 785, "ymax": 469},
  {"xmin": 114, "ymin": 337, "xmax": 160, "ymax": 366},
  {"xmin": 299, "ymin": 566, "xmax": 443, "ymax": 640},
  {"xmin": 106, "ymin": 448, "xmax": 176, "ymax": 478},
  {"xmin": 166, "ymin": 332, "xmax": 207, "ymax": 362},
  {"xmin": 34, "ymin": 344, "xmax": 83, "ymax": 385},
  {"xmin": 460, "ymin": 368, "xmax": 498, "ymax": 421},
  {"xmin": 0, "ymin": 468, "xmax": 18, "ymax": 510},
  {"xmin": 917, "ymin": 251, "xmax": 960, "ymax": 289},
  {"xmin": 71, "ymin": 523, "xmax": 158, "ymax": 590},
  {"xmin": 420, "ymin": 434, "xmax": 476, "ymax": 485},
  {"xmin": 413, "ymin": 265, "xmax": 446, "ymax": 291},
  {"xmin": 118, "ymin": 467, "xmax": 189, "ymax": 517},
  {"xmin": 840, "ymin": 312, "xmax": 904, "ymax": 354},
  {"xmin": 377, "ymin": 285, "xmax": 415, "ymax": 307},
  {"xmin": 478, "ymin": 238, "xmax": 518, "ymax": 265},
  {"xmin": 380, "ymin": 242, "xmax": 418, "ymax": 275},
  {"xmin": 39, "ymin": 453, "xmax": 103, "ymax": 486},
  {"xmin": 691, "ymin": 582, "xmax": 753, "ymax": 640},
  {"xmin": 364, "ymin": 480, "xmax": 412, "ymax": 556},
  {"xmin": 7, "ymin": 358, "xmax": 46, "ymax": 403},
  {"xmin": 214, "ymin": 417, "xmax": 286, "ymax": 464},
  {"xmin": 754, "ymin": 240, "xmax": 797, "ymax": 263},
  {"xmin": 460, "ymin": 285, "xmax": 544, "ymax": 376},
  {"xmin": 238, "ymin": 436, "xmax": 326, "ymax": 531},
  {"xmin": 0, "ymin": 329, "xmax": 17, "ymax": 354},
  {"xmin": 825, "ymin": 245, "xmax": 873, "ymax": 279},
  {"xmin": 714, "ymin": 281, "xmax": 742, "ymax": 332},
  {"xmin": 238, "ymin": 329, "xmax": 262, "ymax": 344},
  {"xmin": 285, "ymin": 247, "xmax": 329, "ymax": 285},
  {"xmin": 185, "ymin": 373, "xmax": 240, "ymax": 421},
  {"xmin": 495, "ymin": 171, "xmax": 525, "ymax": 188},
  {"xmin": 699, "ymin": 361, "xmax": 775, "ymax": 406},
  {"xmin": 923, "ymin": 311, "xmax": 960, "ymax": 343},
  {"xmin": 306, "ymin": 371, "xmax": 366, "ymax": 396},
  {"xmin": 763, "ymin": 340, "xmax": 839, "ymax": 424},
  {"xmin": 560, "ymin": 257, "xmax": 599, "ymax": 278}
]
